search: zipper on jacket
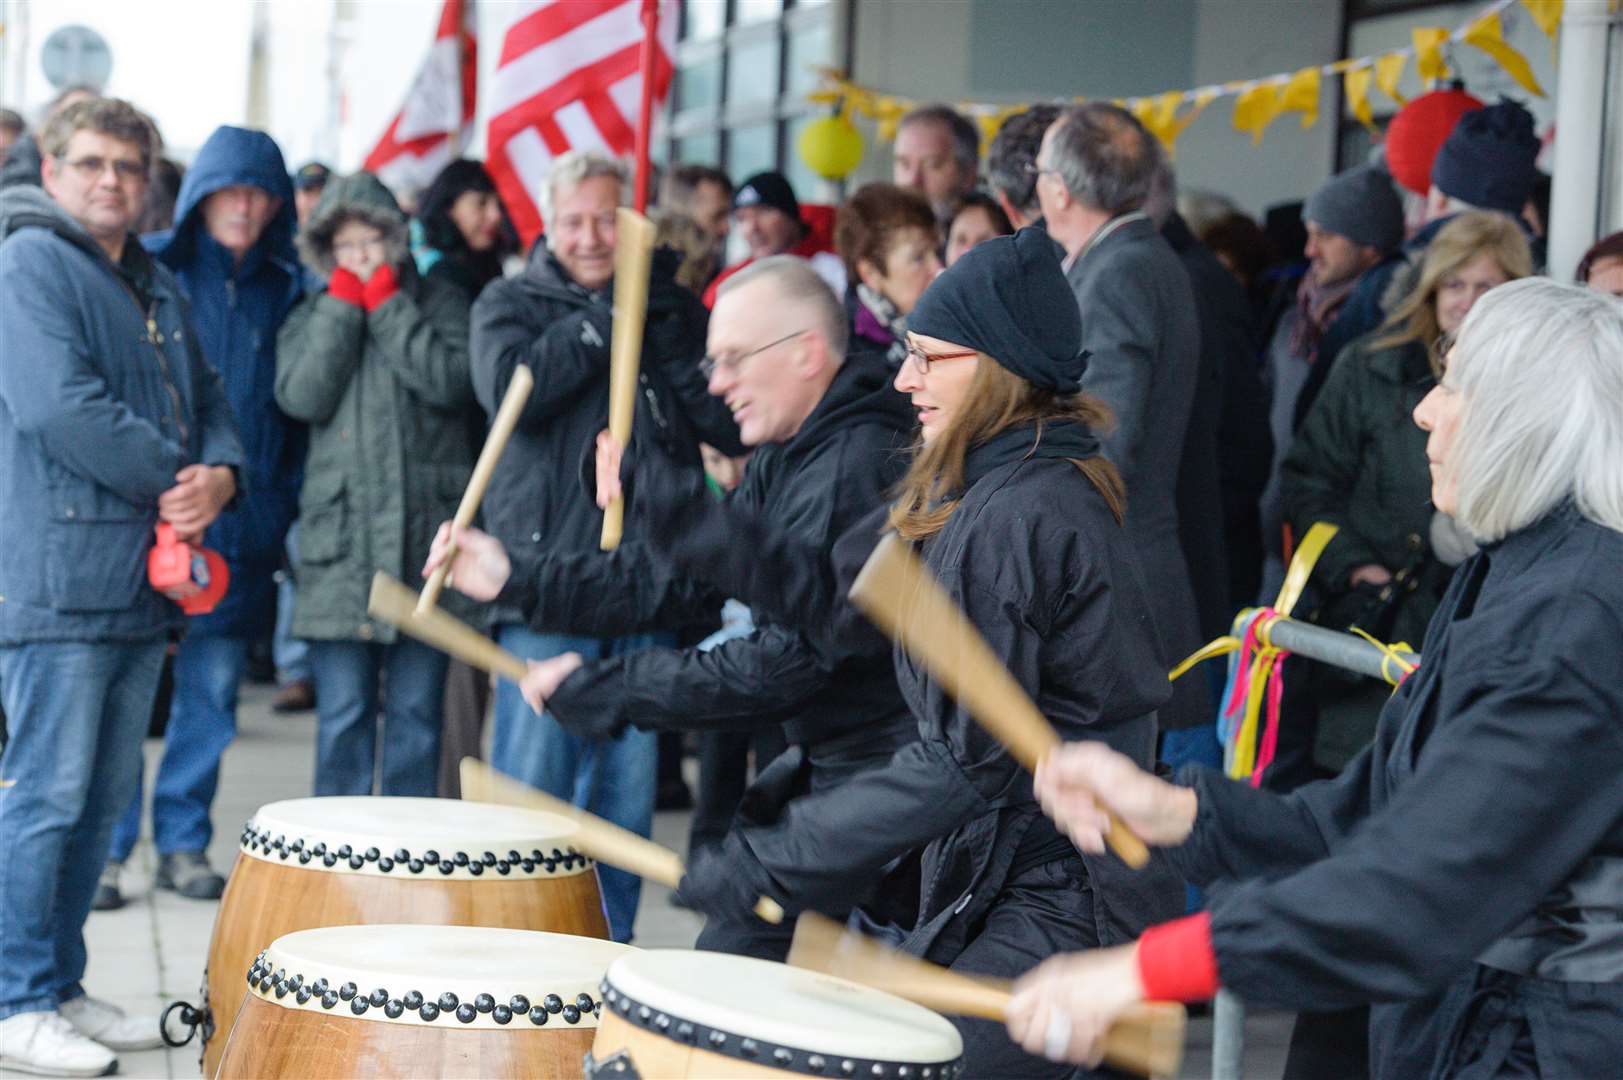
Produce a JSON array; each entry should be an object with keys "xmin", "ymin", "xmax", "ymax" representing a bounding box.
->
[{"xmin": 118, "ymin": 278, "xmax": 190, "ymax": 445}]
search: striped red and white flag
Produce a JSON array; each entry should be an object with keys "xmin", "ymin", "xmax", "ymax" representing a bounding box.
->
[
  {"xmin": 364, "ymin": 0, "xmax": 477, "ymax": 196},
  {"xmin": 487, "ymin": 0, "xmax": 677, "ymax": 245}
]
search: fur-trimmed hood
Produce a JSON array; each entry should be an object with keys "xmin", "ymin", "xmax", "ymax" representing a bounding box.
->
[{"xmin": 296, "ymin": 170, "xmax": 410, "ymax": 278}]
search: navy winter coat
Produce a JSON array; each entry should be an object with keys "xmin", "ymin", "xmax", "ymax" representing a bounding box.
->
[
  {"xmin": 0, "ymin": 186, "xmax": 244, "ymax": 644},
  {"xmin": 144, "ymin": 126, "xmax": 304, "ymax": 637}
]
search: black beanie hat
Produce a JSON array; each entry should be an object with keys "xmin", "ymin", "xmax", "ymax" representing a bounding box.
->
[
  {"xmin": 907, "ymin": 227, "xmax": 1089, "ymax": 393},
  {"xmin": 733, "ymin": 171, "xmax": 801, "ymax": 220},
  {"xmin": 1430, "ymin": 99, "xmax": 1540, "ymax": 214}
]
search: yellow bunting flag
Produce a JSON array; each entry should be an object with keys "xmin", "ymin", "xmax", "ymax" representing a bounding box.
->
[
  {"xmin": 1521, "ymin": 0, "xmax": 1562, "ymax": 37},
  {"xmin": 1278, "ymin": 65, "xmax": 1322, "ymax": 128},
  {"xmin": 1345, "ymin": 64, "xmax": 1377, "ymax": 133},
  {"xmin": 1413, "ymin": 26, "xmax": 1452, "ymax": 82},
  {"xmin": 1232, "ymin": 81, "xmax": 1283, "ymax": 144},
  {"xmin": 1464, "ymin": 11, "xmax": 1546, "ymax": 95},
  {"xmin": 1374, "ymin": 51, "xmax": 1409, "ymax": 106}
]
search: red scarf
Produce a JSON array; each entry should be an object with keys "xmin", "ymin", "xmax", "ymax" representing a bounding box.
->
[{"xmin": 1289, "ymin": 271, "xmax": 1358, "ymax": 363}]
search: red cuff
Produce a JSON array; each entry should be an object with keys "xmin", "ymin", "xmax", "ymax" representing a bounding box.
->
[
  {"xmin": 327, "ymin": 267, "xmax": 365, "ymax": 306},
  {"xmin": 362, "ymin": 264, "xmax": 399, "ymax": 311},
  {"xmin": 1137, "ymin": 913, "xmax": 1220, "ymax": 1002}
]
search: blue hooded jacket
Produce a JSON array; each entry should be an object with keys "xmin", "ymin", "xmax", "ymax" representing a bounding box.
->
[{"xmin": 145, "ymin": 126, "xmax": 305, "ymax": 637}]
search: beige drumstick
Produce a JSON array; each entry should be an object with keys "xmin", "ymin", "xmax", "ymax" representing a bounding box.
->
[
  {"xmin": 788, "ymin": 911, "xmax": 1186, "ymax": 1079},
  {"xmin": 460, "ymin": 759, "xmax": 783, "ymax": 925},
  {"xmin": 417, "ymin": 364, "xmax": 534, "ymax": 614},
  {"xmin": 600, "ymin": 207, "xmax": 659, "ymax": 552},
  {"xmin": 848, "ymin": 533, "xmax": 1150, "ymax": 869},
  {"xmin": 368, "ymin": 572, "xmax": 528, "ymax": 683}
]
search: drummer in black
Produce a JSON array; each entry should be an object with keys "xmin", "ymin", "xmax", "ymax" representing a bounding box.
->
[{"xmin": 667, "ymin": 229, "xmax": 1185, "ymax": 1077}]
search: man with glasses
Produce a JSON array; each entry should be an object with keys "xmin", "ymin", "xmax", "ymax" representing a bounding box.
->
[
  {"xmin": 439, "ymin": 256, "xmax": 916, "ymax": 960},
  {"xmin": 0, "ymin": 98, "xmax": 243, "ymax": 1077},
  {"xmin": 469, "ymin": 150, "xmax": 744, "ymax": 942}
]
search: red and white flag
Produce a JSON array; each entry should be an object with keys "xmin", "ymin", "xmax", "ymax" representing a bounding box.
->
[
  {"xmin": 364, "ymin": 0, "xmax": 478, "ymax": 196},
  {"xmin": 487, "ymin": 0, "xmax": 677, "ymax": 245}
]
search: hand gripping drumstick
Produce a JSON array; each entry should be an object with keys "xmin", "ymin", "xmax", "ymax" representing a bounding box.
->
[
  {"xmin": 416, "ymin": 364, "xmax": 534, "ymax": 614},
  {"xmin": 600, "ymin": 208, "xmax": 659, "ymax": 552},
  {"xmin": 848, "ymin": 533, "xmax": 1150, "ymax": 868},
  {"xmin": 788, "ymin": 912, "xmax": 1186, "ymax": 1079},
  {"xmin": 459, "ymin": 758, "xmax": 784, "ymax": 925},
  {"xmin": 369, "ymin": 572, "xmax": 529, "ymax": 683}
]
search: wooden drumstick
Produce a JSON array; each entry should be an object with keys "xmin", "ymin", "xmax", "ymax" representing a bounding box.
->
[
  {"xmin": 848, "ymin": 533, "xmax": 1150, "ymax": 869},
  {"xmin": 600, "ymin": 207, "xmax": 659, "ymax": 552},
  {"xmin": 368, "ymin": 572, "xmax": 529, "ymax": 683},
  {"xmin": 788, "ymin": 912, "xmax": 1185, "ymax": 1079},
  {"xmin": 459, "ymin": 759, "xmax": 784, "ymax": 925},
  {"xmin": 417, "ymin": 364, "xmax": 534, "ymax": 614}
]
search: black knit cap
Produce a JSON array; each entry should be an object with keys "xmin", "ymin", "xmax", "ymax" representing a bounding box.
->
[
  {"xmin": 1429, "ymin": 98, "xmax": 1540, "ymax": 214},
  {"xmin": 733, "ymin": 171, "xmax": 800, "ymax": 220},
  {"xmin": 906, "ymin": 227, "xmax": 1089, "ymax": 393}
]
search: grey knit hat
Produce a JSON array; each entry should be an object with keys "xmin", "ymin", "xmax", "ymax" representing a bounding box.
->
[{"xmin": 1302, "ymin": 165, "xmax": 1404, "ymax": 253}]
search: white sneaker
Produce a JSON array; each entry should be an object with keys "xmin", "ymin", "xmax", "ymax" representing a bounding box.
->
[
  {"xmin": 0, "ymin": 1010, "xmax": 115, "ymax": 1077},
  {"xmin": 59, "ymin": 993, "xmax": 161, "ymax": 1051}
]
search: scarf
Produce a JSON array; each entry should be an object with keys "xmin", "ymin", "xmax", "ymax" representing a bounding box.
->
[
  {"xmin": 1288, "ymin": 271, "xmax": 1359, "ymax": 363},
  {"xmin": 856, "ymin": 282, "xmax": 911, "ymax": 369}
]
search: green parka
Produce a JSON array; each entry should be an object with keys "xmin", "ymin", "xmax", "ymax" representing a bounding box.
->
[
  {"xmin": 1280, "ymin": 332, "xmax": 1450, "ymax": 650},
  {"xmin": 275, "ymin": 173, "xmax": 480, "ymax": 642}
]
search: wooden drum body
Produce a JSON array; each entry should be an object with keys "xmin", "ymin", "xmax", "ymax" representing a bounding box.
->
[
  {"xmin": 196, "ymin": 797, "xmax": 609, "ymax": 1077},
  {"xmin": 216, "ymin": 925, "xmax": 632, "ymax": 1079},
  {"xmin": 586, "ymin": 951, "xmax": 965, "ymax": 1080}
]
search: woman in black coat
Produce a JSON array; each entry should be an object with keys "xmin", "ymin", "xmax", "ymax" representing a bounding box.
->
[
  {"xmin": 1006, "ymin": 278, "xmax": 1623, "ymax": 1078},
  {"xmin": 643, "ymin": 230, "xmax": 1183, "ymax": 1077}
]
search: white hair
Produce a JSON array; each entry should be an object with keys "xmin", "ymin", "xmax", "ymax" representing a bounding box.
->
[
  {"xmin": 539, "ymin": 150, "xmax": 627, "ymax": 238},
  {"xmin": 717, "ymin": 254, "xmax": 850, "ymax": 359},
  {"xmin": 1448, "ymin": 277, "xmax": 1623, "ymax": 541}
]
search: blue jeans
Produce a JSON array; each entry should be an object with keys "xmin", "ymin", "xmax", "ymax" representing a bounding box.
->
[
  {"xmin": 274, "ymin": 524, "xmax": 309, "ymax": 684},
  {"xmin": 109, "ymin": 634, "xmax": 247, "ymax": 862},
  {"xmin": 0, "ymin": 639, "xmax": 167, "ymax": 1019},
  {"xmin": 309, "ymin": 638, "xmax": 448, "ymax": 797},
  {"xmin": 489, "ymin": 624, "xmax": 666, "ymax": 943}
]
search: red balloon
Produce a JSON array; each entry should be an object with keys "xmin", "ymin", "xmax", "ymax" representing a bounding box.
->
[{"xmin": 1385, "ymin": 89, "xmax": 1484, "ymax": 196}]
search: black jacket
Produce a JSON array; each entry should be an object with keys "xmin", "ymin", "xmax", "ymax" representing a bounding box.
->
[
  {"xmin": 540, "ymin": 352, "xmax": 916, "ymax": 750},
  {"xmin": 1162, "ymin": 213, "xmax": 1270, "ymax": 633},
  {"xmin": 1168, "ymin": 504, "xmax": 1623, "ymax": 1078},
  {"xmin": 692, "ymin": 451, "xmax": 1186, "ymax": 965},
  {"xmin": 469, "ymin": 245, "xmax": 743, "ymax": 627}
]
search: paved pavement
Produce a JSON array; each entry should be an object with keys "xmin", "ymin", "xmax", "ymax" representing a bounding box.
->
[{"xmin": 56, "ymin": 681, "xmax": 1290, "ymax": 1079}]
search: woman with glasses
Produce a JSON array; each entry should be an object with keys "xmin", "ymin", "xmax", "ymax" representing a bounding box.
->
[
  {"xmin": 1008, "ymin": 276, "xmax": 1623, "ymax": 1079},
  {"xmin": 1272, "ymin": 212, "xmax": 1532, "ymax": 790},
  {"xmin": 642, "ymin": 229, "xmax": 1183, "ymax": 1077},
  {"xmin": 274, "ymin": 171, "xmax": 480, "ymax": 798},
  {"xmin": 834, "ymin": 182, "xmax": 942, "ymax": 368}
]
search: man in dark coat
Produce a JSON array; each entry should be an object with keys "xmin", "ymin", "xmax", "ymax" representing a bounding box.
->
[
  {"xmin": 0, "ymin": 99, "xmax": 243, "ymax": 1075},
  {"xmin": 97, "ymin": 126, "xmax": 305, "ymax": 908},
  {"xmin": 486, "ymin": 255, "xmax": 920, "ymax": 960},
  {"xmin": 1035, "ymin": 103, "xmax": 1209, "ymax": 734},
  {"xmin": 1254, "ymin": 165, "xmax": 1404, "ymax": 600},
  {"xmin": 469, "ymin": 150, "xmax": 743, "ymax": 942}
]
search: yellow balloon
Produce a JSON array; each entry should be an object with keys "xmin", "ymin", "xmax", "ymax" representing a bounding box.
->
[{"xmin": 798, "ymin": 116, "xmax": 864, "ymax": 180}]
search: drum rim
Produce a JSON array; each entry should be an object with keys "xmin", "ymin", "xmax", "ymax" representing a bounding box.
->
[
  {"xmin": 598, "ymin": 951, "xmax": 965, "ymax": 1074},
  {"xmin": 240, "ymin": 798, "xmax": 595, "ymax": 879},
  {"xmin": 245, "ymin": 926, "xmax": 634, "ymax": 1031}
]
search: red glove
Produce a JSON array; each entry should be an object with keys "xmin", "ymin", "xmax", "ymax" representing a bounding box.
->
[
  {"xmin": 362, "ymin": 263, "xmax": 400, "ymax": 311},
  {"xmin": 327, "ymin": 267, "xmax": 365, "ymax": 307}
]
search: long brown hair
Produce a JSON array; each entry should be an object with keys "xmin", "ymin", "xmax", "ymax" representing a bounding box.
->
[
  {"xmin": 1371, "ymin": 210, "xmax": 1532, "ymax": 375},
  {"xmin": 888, "ymin": 358, "xmax": 1124, "ymax": 541}
]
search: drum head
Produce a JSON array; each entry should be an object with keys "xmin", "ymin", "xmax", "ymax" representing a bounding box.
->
[
  {"xmin": 600, "ymin": 950, "xmax": 963, "ymax": 1073},
  {"xmin": 249, "ymin": 925, "xmax": 633, "ymax": 1030},
  {"xmin": 241, "ymin": 797, "xmax": 592, "ymax": 879}
]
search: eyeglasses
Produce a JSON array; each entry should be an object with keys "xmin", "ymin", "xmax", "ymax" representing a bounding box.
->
[
  {"xmin": 333, "ymin": 237, "xmax": 387, "ymax": 257},
  {"xmin": 905, "ymin": 340, "xmax": 978, "ymax": 374},
  {"xmin": 61, "ymin": 156, "xmax": 146, "ymax": 182},
  {"xmin": 700, "ymin": 329, "xmax": 808, "ymax": 379}
]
